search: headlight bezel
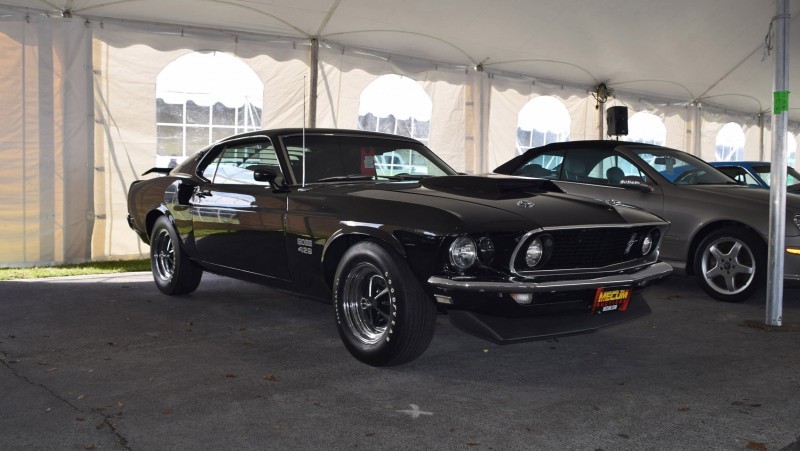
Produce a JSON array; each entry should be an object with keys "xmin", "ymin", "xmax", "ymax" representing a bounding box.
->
[{"xmin": 523, "ymin": 234, "xmax": 553, "ymax": 268}]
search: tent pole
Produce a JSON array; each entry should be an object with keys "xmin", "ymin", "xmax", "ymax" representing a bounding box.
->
[
  {"xmin": 766, "ymin": 0, "xmax": 790, "ymax": 327},
  {"xmin": 309, "ymin": 37, "xmax": 319, "ymax": 128},
  {"xmin": 598, "ymin": 102, "xmax": 604, "ymax": 139}
]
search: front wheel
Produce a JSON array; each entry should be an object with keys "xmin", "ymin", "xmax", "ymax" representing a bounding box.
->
[
  {"xmin": 693, "ymin": 227, "xmax": 764, "ymax": 302},
  {"xmin": 150, "ymin": 215, "xmax": 203, "ymax": 295},
  {"xmin": 333, "ymin": 241, "xmax": 436, "ymax": 366}
]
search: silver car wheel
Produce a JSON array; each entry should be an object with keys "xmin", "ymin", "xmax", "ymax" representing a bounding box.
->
[
  {"xmin": 152, "ymin": 228, "xmax": 175, "ymax": 282},
  {"xmin": 341, "ymin": 262, "xmax": 391, "ymax": 345},
  {"xmin": 700, "ymin": 236, "xmax": 755, "ymax": 296}
]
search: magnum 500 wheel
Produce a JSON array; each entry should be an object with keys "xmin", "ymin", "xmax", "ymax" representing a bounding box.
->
[
  {"xmin": 333, "ymin": 241, "xmax": 436, "ymax": 366},
  {"xmin": 150, "ymin": 215, "xmax": 203, "ymax": 295}
]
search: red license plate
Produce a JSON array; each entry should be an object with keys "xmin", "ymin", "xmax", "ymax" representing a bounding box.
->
[{"xmin": 592, "ymin": 286, "xmax": 632, "ymax": 314}]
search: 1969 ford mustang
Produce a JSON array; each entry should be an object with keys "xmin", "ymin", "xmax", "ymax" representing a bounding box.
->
[{"xmin": 127, "ymin": 129, "xmax": 672, "ymax": 366}]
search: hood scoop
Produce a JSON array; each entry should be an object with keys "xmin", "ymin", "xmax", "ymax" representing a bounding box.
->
[{"xmin": 420, "ymin": 175, "xmax": 562, "ymax": 200}]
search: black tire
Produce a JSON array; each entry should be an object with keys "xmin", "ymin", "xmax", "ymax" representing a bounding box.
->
[
  {"xmin": 150, "ymin": 215, "xmax": 203, "ymax": 295},
  {"xmin": 333, "ymin": 241, "xmax": 436, "ymax": 367},
  {"xmin": 693, "ymin": 227, "xmax": 764, "ymax": 302}
]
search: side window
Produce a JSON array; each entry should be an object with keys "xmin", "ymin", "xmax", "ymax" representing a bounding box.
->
[
  {"xmin": 587, "ymin": 154, "xmax": 645, "ymax": 186},
  {"xmin": 717, "ymin": 166, "xmax": 757, "ymax": 185},
  {"xmin": 512, "ymin": 150, "xmax": 564, "ymax": 179},
  {"xmin": 203, "ymin": 141, "xmax": 280, "ymax": 185}
]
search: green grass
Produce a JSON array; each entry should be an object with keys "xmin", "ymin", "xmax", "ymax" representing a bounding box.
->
[{"xmin": 0, "ymin": 259, "xmax": 151, "ymax": 280}]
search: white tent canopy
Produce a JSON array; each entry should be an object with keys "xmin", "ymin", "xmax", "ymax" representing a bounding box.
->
[
  {"xmin": 1, "ymin": 0, "xmax": 797, "ymax": 122},
  {"xmin": 0, "ymin": 0, "xmax": 797, "ymax": 266}
]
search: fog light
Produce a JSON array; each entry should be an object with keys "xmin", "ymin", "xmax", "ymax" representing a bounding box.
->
[
  {"xmin": 787, "ymin": 248, "xmax": 800, "ymax": 255},
  {"xmin": 510, "ymin": 293, "xmax": 533, "ymax": 305}
]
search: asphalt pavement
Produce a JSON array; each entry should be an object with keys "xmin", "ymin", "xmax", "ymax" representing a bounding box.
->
[{"xmin": 1, "ymin": 271, "xmax": 799, "ymax": 450}]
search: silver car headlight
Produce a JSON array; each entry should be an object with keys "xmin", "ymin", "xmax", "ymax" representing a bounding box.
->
[
  {"xmin": 525, "ymin": 237, "xmax": 544, "ymax": 267},
  {"xmin": 449, "ymin": 236, "xmax": 477, "ymax": 269},
  {"xmin": 642, "ymin": 229, "xmax": 658, "ymax": 256}
]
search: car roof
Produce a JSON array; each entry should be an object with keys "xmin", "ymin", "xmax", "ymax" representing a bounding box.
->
[
  {"xmin": 216, "ymin": 128, "xmax": 423, "ymax": 145},
  {"xmin": 709, "ymin": 161, "xmax": 767, "ymax": 165}
]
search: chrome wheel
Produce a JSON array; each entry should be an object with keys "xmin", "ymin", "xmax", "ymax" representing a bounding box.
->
[
  {"xmin": 341, "ymin": 262, "xmax": 392, "ymax": 345},
  {"xmin": 152, "ymin": 228, "xmax": 175, "ymax": 282},
  {"xmin": 699, "ymin": 236, "xmax": 755, "ymax": 296}
]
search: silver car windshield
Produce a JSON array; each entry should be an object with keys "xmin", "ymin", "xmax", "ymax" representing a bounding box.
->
[{"xmin": 634, "ymin": 149, "xmax": 736, "ymax": 186}]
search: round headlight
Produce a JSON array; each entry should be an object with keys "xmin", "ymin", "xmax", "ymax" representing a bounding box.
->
[
  {"xmin": 641, "ymin": 229, "xmax": 659, "ymax": 256},
  {"xmin": 641, "ymin": 233, "xmax": 653, "ymax": 255},
  {"xmin": 525, "ymin": 238, "xmax": 544, "ymax": 267},
  {"xmin": 449, "ymin": 236, "xmax": 477, "ymax": 269}
]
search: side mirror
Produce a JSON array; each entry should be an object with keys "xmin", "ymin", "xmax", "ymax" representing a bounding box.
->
[
  {"xmin": 619, "ymin": 176, "xmax": 653, "ymax": 193},
  {"xmin": 247, "ymin": 165, "xmax": 284, "ymax": 186},
  {"xmin": 253, "ymin": 168, "xmax": 285, "ymax": 186}
]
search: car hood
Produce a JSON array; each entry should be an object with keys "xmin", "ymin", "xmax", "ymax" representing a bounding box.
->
[
  {"xmin": 338, "ymin": 175, "xmax": 665, "ymax": 231},
  {"xmin": 676, "ymin": 184, "xmax": 800, "ymax": 211}
]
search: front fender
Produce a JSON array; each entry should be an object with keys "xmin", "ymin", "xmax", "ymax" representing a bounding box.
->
[{"xmin": 321, "ymin": 223, "xmax": 446, "ymax": 290}]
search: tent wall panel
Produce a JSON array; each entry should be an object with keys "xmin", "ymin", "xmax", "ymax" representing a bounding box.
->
[
  {"xmin": 0, "ymin": 13, "xmax": 91, "ymax": 267},
  {"xmin": 316, "ymin": 48, "xmax": 467, "ymax": 171},
  {"xmin": 0, "ymin": 11, "xmax": 799, "ymax": 266},
  {"xmin": 92, "ymin": 22, "xmax": 308, "ymax": 260},
  {"xmin": 486, "ymin": 75, "xmax": 590, "ymax": 172}
]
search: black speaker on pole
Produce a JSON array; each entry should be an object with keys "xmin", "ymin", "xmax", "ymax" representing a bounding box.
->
[{"xmin": 606, "ymin": 106, "xmax": 628, "ymax": 136}]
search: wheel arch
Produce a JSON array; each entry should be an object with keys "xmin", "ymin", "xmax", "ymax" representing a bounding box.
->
[
  {"xmin": 321, "ymin": 229, "xmax": 408, "ymax": 290},
  {"xmin": 685, "ymin": 220, "xmax": 765, "ymax": 276},
  {"xmin": 144, "ymin": 206, "xmax": 170, "ymax": 242}
]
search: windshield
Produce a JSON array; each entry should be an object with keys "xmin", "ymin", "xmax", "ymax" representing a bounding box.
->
[
  {"xmin": 750, "ymin": 164, "xmax": 800, "ymax": 187},
  {"xmin": 633, "ymin": 148, "xmax": 735, "ymax": 185},
  {"xmin": 279, "ymin": 134, "xmax": 456, "ymax": 184}
]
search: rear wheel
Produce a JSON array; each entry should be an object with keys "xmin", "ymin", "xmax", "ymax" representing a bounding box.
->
[
  {"xmin": 333, "ymin": 241, "xmax": 436, "ymax": 366},
  {"xmin": 150, "ymin": 215, "xmax": 202, "ymax": 295},
  {"xmin": 693, "ymin": 227, "xmax": 764, "ymax": 302}
]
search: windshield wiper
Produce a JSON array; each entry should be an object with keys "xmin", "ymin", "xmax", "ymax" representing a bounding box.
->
[
  {"xmin": 376, "ymin": 174, "xmax": 428, "ymax": 181},
  {"xmin": 314, "ymin": 174, "xmax": 375, "ymax": 183}
]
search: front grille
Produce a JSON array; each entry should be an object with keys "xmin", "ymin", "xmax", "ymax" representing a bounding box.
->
[{"xmin": 514, "ymin": 226, "xmax": 656, "ymax": 272}]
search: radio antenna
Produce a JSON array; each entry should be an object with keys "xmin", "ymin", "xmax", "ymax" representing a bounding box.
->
[{"xmin": 302, "ymin": 76, "xmax": 306, "ymax": 188}]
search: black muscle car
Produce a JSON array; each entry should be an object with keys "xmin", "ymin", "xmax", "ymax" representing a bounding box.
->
[{"xmin": 127, "ymin": 129, "xmax": 672, "ymax": 366}]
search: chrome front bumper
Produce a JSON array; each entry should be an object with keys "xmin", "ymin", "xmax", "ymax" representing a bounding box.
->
[{"xmin": 427, "ymin": 261, "xmax": 673, "ymax": 293}]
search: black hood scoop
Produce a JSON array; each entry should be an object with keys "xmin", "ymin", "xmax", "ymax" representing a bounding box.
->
[{"xmin": 420, "ymin": 175, "xmax": 563, "ymax": 200}]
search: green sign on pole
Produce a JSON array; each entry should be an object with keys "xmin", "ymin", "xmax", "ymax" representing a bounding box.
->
[{"xmin": 774, "ymin": 90, "xmax": 790, "ymax": 114}]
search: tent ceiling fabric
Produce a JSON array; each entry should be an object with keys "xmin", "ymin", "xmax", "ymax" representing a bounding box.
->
[{"xmin": 2, "ymin": 0, "xmax": 798, "ymax": 120}]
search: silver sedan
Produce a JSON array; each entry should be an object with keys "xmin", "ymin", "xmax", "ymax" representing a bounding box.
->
[{"xmin": 495, "ymin": 140, "xmax": 800, "ymax": 302}]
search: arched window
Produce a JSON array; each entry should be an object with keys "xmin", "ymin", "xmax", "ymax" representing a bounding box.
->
[
  {"xmin": 516, "ymin": 96, "xmax": 570, "ymax": 154},
  {"xmin": 715, "ymin": 122, "xmax": 745, "ymax": 161},
  {"xmin": 625, "ymin": 111, "xmax": 666, "ymax": 146},
  {"xmin": 156, "ymin": 51, "xmax": 263, "ymax": 167},
  {"xmin": 788, "ymin": 133, "xmax": 798, "ymax": 167},
  {"xmin": 357, "ymin": 75, "xmax": 432, "ymax": 144}
]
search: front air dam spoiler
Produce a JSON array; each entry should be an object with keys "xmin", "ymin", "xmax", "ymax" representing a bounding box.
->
[{"xmin": 447, "ymin": 295, "xmax": 651, "ymax": 344}]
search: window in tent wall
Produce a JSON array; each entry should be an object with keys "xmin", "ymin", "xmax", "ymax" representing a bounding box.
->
[
  {"xmin": 357, "ymin": 74, "xmax": 432, "ymax": 146},
  {"xmin": 714, "ymin": 122, "xmax": 745, "ymax": 162},
  {"xmin": 624, "ymin": 111, "xmax": 666, "ymax": 146},
  {"xmin": 156, "ymin": 51, "xmax": 263, "ymax": 168},
  {"xmin": 516, "ymin": 96, "xmax": 571, "ymax": 155}
]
